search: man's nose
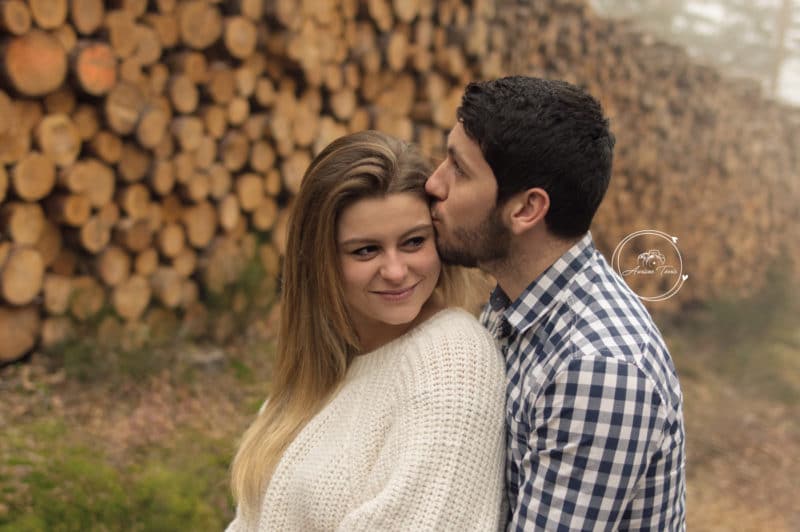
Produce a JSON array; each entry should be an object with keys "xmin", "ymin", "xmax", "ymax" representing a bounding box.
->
[
  {"xmin": 380, "ymin": 253, "xmax": 408, "ymax": 283},
  {"xmin": 425, "ymin": 162, "xmax": 447, "ymax": 200}
]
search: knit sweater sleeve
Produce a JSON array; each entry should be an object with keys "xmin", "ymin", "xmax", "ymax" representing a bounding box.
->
[{"xmin": 336, "ymin": 312, "xmax": 506, "ymax": 531}]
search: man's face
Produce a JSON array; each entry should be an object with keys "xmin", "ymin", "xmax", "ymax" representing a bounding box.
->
[{"xmin": 425, "ymin": 122, "xmax": 511, "ymax": 267}]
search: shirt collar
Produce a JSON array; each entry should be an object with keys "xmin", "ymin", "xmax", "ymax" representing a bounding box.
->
[{"xmin": 489, "ymin": 232, "xmax": 596, "ymax": 335}]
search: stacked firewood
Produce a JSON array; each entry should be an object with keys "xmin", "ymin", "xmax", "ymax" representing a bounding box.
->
[{"xmin": 1, "ymin": 0, "xmax": 798, "ymax": 362}]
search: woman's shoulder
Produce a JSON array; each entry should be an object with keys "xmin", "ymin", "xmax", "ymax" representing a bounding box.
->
[{"xmin": 404, "ymin": 307, "xmax": 503, "ymax": 374}]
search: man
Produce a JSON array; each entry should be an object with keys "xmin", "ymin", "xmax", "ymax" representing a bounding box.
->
[{"xmin": 426, "ymin": 76, "xmax": 686, "ymax": 531}]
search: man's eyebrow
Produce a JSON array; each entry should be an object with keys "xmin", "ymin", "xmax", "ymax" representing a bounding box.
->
[{"xmin": 339, "ymin": 223, "xmax": 433, "ymax": 247}]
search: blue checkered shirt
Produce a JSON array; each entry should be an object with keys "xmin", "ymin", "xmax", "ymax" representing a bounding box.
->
[{"xmin": 481, "ymin": 232, "xmax": 686, "ymax": 531}]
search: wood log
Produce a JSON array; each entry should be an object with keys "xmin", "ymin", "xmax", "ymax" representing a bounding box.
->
[
  {"xmin": 12, "ymin": 151, "xmax": 56, "ymax": 201},
  {"xmin": 218, "ymin": 193, "xmax": 240, "ymax": 231},
  {"xmin": 182, "ymin": 200, "xmax": 216, "ymax": 248},
  {"xmin": 150, "ymin": 159, "xmax": 175, "ymax": 196},
  {"xmin": 134, "ymin": 247, "xmax": 157, "ymax": 275},
  {"xmin": 1, "ymin": 0, "xmax": 31, "ymax": 35},
  {"xmin": 227, "ymin": 96, "xmax": 249, "ymax": 126},
  {"xmin": 169, "ymin": 74, "xmax": 199, "ymax": 114},
  {"xmin": 171, "ymin": 246, "xmax": 196, "ymax": 278},
  {"xmin": 1, "ymin": 202, "xmax": 45, "ymax": 244},
  {"xmin": 114, "ymin": 217, "xmax": 151, "ymax": 252},
  {"xmin": 105, "ymin": 81, "xmax": 144, "ymax": 134},
  {"xmin": 254, "ymin": 77, "xmax": 275, "ymax": 107},
  {"xmin": 69, "ymin": 275, "xmax": 104, "ymax": 320},
  {"xmin": 224, "ymin": 16, "xmax": 257, "ymax": 59},
  {"xmin": 243, "ymin": 112, "xmax": 267, "ymax": 140},
  {"xmin": 235, "ymin": 65, "xmax": 258, "ymax": 97},
  {"xmin": 208, "ymin": 163, "xmax": 232, "ymax": 199},
  {"xmin": 202, "ymin": 104, "xmax": 227, "ymax": 139},
  {"xmin": 0, "ymin": 305, "xmax": 39, "ymax": 363},
  {"xmin": 0, "ymin": 245, "xmax": 44, "ymax": 305},
  {"xmin": 251, "ymin": 197, "xmax": 277, "ymax": 231},
  {"xmin": 97, "ymin": 244, "xmax": 130, "ymax": 286},
  {"xmin": 178, "ymin": 1, "xmax": 222, "ymax": 50},
  {"xmin": 118, "ymin": 142, "xmax": 151, "ymax": 182},
  {"xmin": 45, "ymin": 193, "xmax": 91, "ymax": 226},
  {"xmin": 33, "ymin": 219, "xmax": 62, "ymax": 267},
  {"xmin": 43, "ymin": 273, "xmax": 73, "ymax": 315},
  {"xmin": 29, "ymin": 0, "xmax": 67, "ymax": 29},
  {"xmin": 136, "ymin": 105, "xmax": 168, "ymax": 148},
  {"xmin": 258, "ymin": 241, "xmax": 280, "ymax": 276},
  {"xmin": 117, "ymin": 183, "xmax": 150, "ymax": 219},
  {"xmin": 206, "ymin": 62, "xmax": 236, "ymax": 104},
  {"xmin": 249, "ymin": 140, "xmax": 275, "ymax": 173},
  {"xmin": 171, "ymin": 51, "xmax": 207, "ymax": 83},
  {"xmin": 132, "ymin": 24, "xmax": 162, "ymax": 66},
  {"xmin": 264, "ymin": 169, "xmax": 281, "ymax": 196},
  {"xmin": 183, "ymin": 171, "xmax": 210, "ymax": 202},
  {"xmin": 157, "ymin": 222, "xmax": 184, "ymax": 258},
  {"xmin": 35, "ymin": 113, "xmax": 81, "ymax": 167},
  {"xmin": 220, "ymin": 129, "xmax": 249, "ymax": 171},
  {"xmin": 193, "ymin": 135, "xmax": 217, "ymax": 169},
  {"xmin": 50, "ymin": 247, "xmax": 76, "ymax": 275},
  {"xmin": 61, "ymin": 158, "xmax": 115, "ymax": 207},
  {"xmin": 281, "ymin": 150, "xmax": 311, "ymax": 195},
  {"xmin": 171, "ymin": 115, "xmax": 204, "ymax": 151},
  {"xmin": 53, "ymin": 23, "xmax": 78, "ymax": 53},
  {"xmin": 40, "ymin": 316, "xmax": 75, "ymax": 348},
  {"xmin": 79, "ymin": 214, "xmax": 112, "ymax": 253},
  {"xmin": 172, "ymin": 151, "xmax": 195, "ymax": 183},
  {"xmin": 112, "ymin": 274, "xmax": 150, "ymax": 320},
  {"xmin": 0, "ymin": 90, "xmax": 12, "ymax": 135},
  {"xmin": 89, "ymin": 130, "xmax": 122, "ymax": 163},
  {"xmin": 3, "ymin": 30, "xmax": 68, "ymax": 96},
  {"xmin": 44, "ymin": 86, "xmax": 76, "ymax": 115},
  {"xmin": 70, "ymin": 0, "xmax": 104, "ymax": 35},
  {"xmin": 151, "ymin": 266, "xmax": 182, "ymax": 308},
  {"xmin": 144, "ymin": 13, "xmax": 179, "ymax": 48},
  {"xmin": 236, "ymin": 173, "xmax": 264, "ymax": 212},
  {"xmin": 105, "ymin": 9, "xmax": 137, "ymax": 58},
  {"xmin": 72, "ymin": 104, "xmax": 100, "ymax": 140}
]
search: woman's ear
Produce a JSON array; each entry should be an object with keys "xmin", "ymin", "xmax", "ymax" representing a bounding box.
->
[{"xmin": 503, "ymin": 188, "xmax": 550, "ymax": 235}]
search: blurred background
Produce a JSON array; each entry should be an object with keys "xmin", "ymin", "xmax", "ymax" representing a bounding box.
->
[{"xmin": 0, "ymin": 0, "xmax": 798, "ymax": 530}]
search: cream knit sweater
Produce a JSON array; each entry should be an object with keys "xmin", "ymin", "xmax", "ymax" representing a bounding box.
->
[{"xmin": 227, "ymin": 308, "xmax": 507, "ymax": 531}]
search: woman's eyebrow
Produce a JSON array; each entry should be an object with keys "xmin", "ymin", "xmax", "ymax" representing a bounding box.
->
[{"xmin": 339, "ymin": 223, "xmax": 432, "ymax": 247}]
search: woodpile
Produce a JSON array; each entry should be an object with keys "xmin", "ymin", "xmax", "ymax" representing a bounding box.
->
[{"xmin": 1, "ymin": 0, "xmax": 798, "ymax": 362}]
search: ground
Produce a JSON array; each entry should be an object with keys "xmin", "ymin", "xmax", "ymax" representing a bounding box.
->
[{"xmin": 1, "ymin": 283, "xmax": 798, "ymax": 530}]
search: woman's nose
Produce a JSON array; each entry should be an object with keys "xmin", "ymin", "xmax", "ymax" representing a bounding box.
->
[{"xmin": 380, "ymin": 253, "xmax": 408, "ymax": 283}]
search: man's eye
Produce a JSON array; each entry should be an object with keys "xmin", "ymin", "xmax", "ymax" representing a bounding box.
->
[{"xmin": 452, "ymin": 160, "xmax": 465, "ymax": 176}]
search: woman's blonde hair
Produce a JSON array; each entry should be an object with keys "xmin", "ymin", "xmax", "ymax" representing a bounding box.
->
[{"xmin": 229, "ymin": 131, "xmax": 488, "ymax": 519}]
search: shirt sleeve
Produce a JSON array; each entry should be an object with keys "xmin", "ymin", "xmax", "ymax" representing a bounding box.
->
[
  {"xmin": 336, "ymin": 325, "xmax": 507, "ymax": 531},
  {"xmin": 509, "ymin": 354, "xmax": 666, "ymax": 531}
]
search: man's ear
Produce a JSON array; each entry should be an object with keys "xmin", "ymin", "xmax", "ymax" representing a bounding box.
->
[{"xmin": 503, "ymin": 188, "xmax": 549, "ymax": 235}]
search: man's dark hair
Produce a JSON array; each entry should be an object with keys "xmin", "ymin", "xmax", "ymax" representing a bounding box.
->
[{"xmin": 456, "ymin": 76, "xmax": 615, "ymax": 239}]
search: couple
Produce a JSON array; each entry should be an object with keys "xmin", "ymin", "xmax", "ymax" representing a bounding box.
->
[{"xmin": 227, "ymin": 76, "xmax": 686, "ymax": 531}]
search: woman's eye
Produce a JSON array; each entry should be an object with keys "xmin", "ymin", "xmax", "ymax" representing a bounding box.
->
[
  {"xmin": 352, "ymin": 246, "xmax": 378, "ymax": 257},
  {"xmin": 404, "ymin": 236, "xmax": 425, "ymax": 248}
]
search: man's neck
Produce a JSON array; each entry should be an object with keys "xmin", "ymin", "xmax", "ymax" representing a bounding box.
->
[{"xmin": 482, "ymin": 233, "xmax": 581, "ymax": 303}]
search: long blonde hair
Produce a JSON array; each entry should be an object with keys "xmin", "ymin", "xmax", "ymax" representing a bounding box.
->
[{"xmin": 229, "ymin": 131, "xmax": 486, "ymax": 519}]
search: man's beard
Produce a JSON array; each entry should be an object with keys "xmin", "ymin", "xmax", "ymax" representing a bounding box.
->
[{"xmin": 435, "ymin": 207, "xmax": 511, "ymax": 268}]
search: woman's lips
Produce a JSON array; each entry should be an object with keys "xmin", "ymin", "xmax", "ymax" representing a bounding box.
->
[{"xmin": 371, "ymin": 282, "xmax": 419, "ymax": 301}]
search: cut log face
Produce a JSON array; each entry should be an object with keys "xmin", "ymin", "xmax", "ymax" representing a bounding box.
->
[
  {"xmin": 105, "ymin": 82, "xmax": 144, "ymax": 134},
  {"xmin": 12, "ymin": 152, "xmax": 56, "ymax": 201},
  {"xmin": 73, "ymin": 42, "xmax": 117, "ymax": 96},
  {"xmin": 0, "ymin": 245, "xmax": 45, "ymax": 305},
  {"xmin": 4, "ymin": 30, "xmax": 68, "ymax": 96},
  {"xmin": 178, "ymin": 1, "xmax": 222, "ymax": 50},
  {"xmin": 0, "ymin": 305, "xmax": 40, "ymax": 363},
  {"xmin": 1, "ymin": 0, "xmax": 32, "ymax": 35},
  {"xmin": 36, "ymin": 114, "xmax": 82, "ymax": 167},
  {"xmin": 113, "ymin": 274, "xmax": 150, "ymax": 320},
  {"xmin": 71, "ymin": 0, "xmax": 104, "ymax": 35},
  {"xmin": 29, "ymin": 0, "xmax": 68, "ymax": 29}
]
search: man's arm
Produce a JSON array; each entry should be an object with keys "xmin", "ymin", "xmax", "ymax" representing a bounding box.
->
[{"xmin": 509, "ymin": 355, "xmax": 667, "ymax": 531}]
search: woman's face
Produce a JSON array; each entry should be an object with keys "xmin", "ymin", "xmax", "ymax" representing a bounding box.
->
[{"xmin": 338, "ymin": 192, "xmax": 441, "ymax": 349}]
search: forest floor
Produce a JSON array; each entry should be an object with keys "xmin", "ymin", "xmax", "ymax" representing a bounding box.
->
[{"xmin": 1, "ymin": 278, "xmax": 798, "ymax": 531}]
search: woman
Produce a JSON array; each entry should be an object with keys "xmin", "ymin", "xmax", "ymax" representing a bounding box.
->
[{"xmin": 227, "ymin": 131, "xmax": 505, "ymax": 531}]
